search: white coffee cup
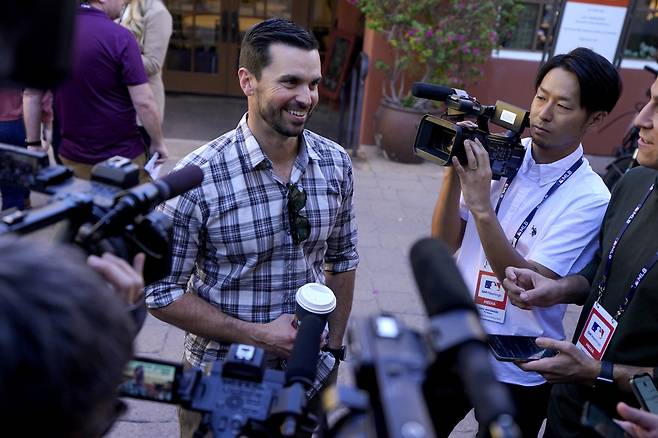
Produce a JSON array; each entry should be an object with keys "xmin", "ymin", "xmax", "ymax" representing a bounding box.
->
[{"xmin": 294, "ymin": 283, "xmax": 336, "ymax": 328}]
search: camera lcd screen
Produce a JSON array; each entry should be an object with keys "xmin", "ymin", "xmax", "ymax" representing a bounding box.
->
[
  {"xmin": 488, "ymin": 335, "xmax": 558, "ymax": 362},
  {"xmin": 118, "ymin": 358, "xmax": 182, "ymax": 403}
]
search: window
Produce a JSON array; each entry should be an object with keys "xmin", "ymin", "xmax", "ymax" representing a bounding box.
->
[
  {"xmin": 624, "ymin": 0, "xmax": 658, "ymax": 60},
  {"xmin": 502, "ymin": 1, "xmax": 558, "ymax": 52}
]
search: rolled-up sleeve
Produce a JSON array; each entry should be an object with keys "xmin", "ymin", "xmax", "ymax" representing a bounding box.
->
[
  {"xmin": 324, "ymin": 158, "xmax": 359, "ymax": 273},
  {"xmin": 145, "ymin": 187, "xmax": 203, "ymax": 308}
]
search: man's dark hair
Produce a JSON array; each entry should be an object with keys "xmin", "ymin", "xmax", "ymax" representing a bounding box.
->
[
  {"xmin": 239, "ymin": 17, "xmax": 318, "ymax": 79},
  {"xmin": 535, "ymin": 47, "xmax": 622, "ymax": 114},
  {"xmin": 0, "ymin": 238, "xmax": 135, "ymax": 437}
]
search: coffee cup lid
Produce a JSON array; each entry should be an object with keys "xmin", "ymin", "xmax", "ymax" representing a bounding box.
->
[{"xmin": 296, "ymin": 283, "xmax": 336, "ymax": 314}]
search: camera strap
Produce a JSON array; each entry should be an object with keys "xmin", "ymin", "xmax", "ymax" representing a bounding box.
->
[
  {"xmin": 494, "ymin": 157, "xmax": 584, "ymax": 248},
  {"xmin": 595, "ymin": 182, "xmax": 657, "ymax": 320}
]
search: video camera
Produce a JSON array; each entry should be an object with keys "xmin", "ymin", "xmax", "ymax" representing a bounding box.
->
[
  {"xmin": 0, "ymin": 144, "xmax": 203, "ymax": 284},
  {"xmin": 411, "ymin": 83, "xmax": 529, "ymax": 180},
  {"xmin": 322, "ymin": 238, "xmax": 521, "ymax": 438},
  {"xmin": 118, "ymin": 315, "xmax": 327, "ymax": 438}
]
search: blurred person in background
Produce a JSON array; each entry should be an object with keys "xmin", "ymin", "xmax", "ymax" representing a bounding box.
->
[
  {"xmin": 119, "ymin": 0, "xmax": 172, "ymax": 146},
  {"xmin": 0, "ymin": 88, "xmax": 52, "ymax": 210},
  {"xmin": 23, "ymin": 0, "xmax": 168, "ymax": 183}
]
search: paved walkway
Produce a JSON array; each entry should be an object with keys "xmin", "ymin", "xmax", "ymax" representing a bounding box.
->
[{"xmin": 105, "ymin": 94, "xmax": 592, "ymax": 437}]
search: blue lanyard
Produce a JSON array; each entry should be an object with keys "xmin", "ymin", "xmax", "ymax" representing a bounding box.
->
[
  {"xmin": 596, "ymin": 183, "xmax": 657, "ymax": 319},
  {"xmin": 494, "ymin": 157, "xmax": 584, "ymax": 248}
]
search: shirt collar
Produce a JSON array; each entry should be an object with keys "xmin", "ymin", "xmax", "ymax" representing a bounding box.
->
[
  {"xmin": 79, "ymin": 4, "xmax": 110, "ymax": 18},
  {"xmin": 236, "ymin": 114, "xmax": 321, "ymax": 172},
  {"xmin": 519, "ymin": 138, "xmax": 584, "ymax": 186}
]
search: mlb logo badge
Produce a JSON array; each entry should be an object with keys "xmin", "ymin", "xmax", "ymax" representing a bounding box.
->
[
  {"xmin": 475, "ymin": 270, "xmax": 508, "ymax": 323},
  {"xmin": 576, "ymin": 302, "xmax": 617, "ymax": 360}
]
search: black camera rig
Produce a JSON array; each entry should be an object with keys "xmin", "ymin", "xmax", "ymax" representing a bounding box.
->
[
  {"xmin": 411, "ymin": 83, "xmax": 529, "ymax": 180},
  {"xmin": 119, "ymin": 315, "xmax": 327, "ymax": 438},
  {"xmin": 0, "ymin": 143, "xmax": 202, "ymax": 284}
]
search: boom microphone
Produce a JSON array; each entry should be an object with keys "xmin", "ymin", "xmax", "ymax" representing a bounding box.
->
[
  {"xmin": 286, "ymin": 315, "xmax": 324, "ymax": 388},
  {"xmin": 278, "ymin": 315, "xmax": 324, "ymax": 437},
  {"xmin": 410, "ymin": 238, "xmax": 520, "ymax": 438},
  {"xmin": 411, "ymin": 82, "xmax": 469, "ymax": 102},
  {"xmin": 410, "ymin": 237, "xmax": 476, "ymax": 316},
  {"xmin": 84, "ymin": 165, "xmax": 204, "ymax": 239}
]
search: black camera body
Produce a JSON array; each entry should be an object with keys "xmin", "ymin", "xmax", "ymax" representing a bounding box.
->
[
  {"xmin": 412, "ymin": 87, "xmax": 529, "ymax": 180},
  {"xmin": 0, "ymin": 144, "xmax": 172, "ymax": 285}
]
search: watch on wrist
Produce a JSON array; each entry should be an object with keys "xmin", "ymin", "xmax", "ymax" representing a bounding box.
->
[
  {"xmin": 323, "ymin": 345, "xmax": 346, "ymax": 362},
  {"xmin": 25, "ymin": 140, "xmax": 41, "ymax": 147},
  {"xmin": 596, "ymin": 360, "xmax": 614, "ymax": 385}
]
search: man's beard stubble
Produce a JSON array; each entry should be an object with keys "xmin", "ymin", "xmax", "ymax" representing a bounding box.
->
[{"xmin": 256, "ymin": 94, "xmax": 312, "ymax": 138}]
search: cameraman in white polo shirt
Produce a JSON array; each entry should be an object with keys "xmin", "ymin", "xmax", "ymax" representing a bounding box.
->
[{"xmin": 430, "ymin": 47, "xmax": 622, "ymax": 437}]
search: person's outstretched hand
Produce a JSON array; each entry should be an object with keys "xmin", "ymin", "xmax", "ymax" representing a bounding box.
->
[
  {"xmin": 616, "ymin": 402, "xmax": 658, "ymax": 437},
  {"xmin": 503, "ymin": 266, "xmax": 562, "ymax": 310},
  {"xmin": 87, "ymin": 252, "xmax": 145, "ymax": 305}
]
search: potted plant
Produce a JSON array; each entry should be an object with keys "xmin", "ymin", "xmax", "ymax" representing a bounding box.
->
[{"xmin": 352, "ymin": 0, "xmax": 521, "ymax": 162}]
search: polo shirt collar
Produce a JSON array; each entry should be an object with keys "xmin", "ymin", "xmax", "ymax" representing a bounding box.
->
[
  {"xmin": 79, "ymin": 3, "xmax": 110, "ymax": 19},
  {"xmin": 519, "ymin": 139, "xmax": 584, "ymax": 186},
  {"xmin": 236, "ymin": 114, "xmax": 320, "ymax": 171}
]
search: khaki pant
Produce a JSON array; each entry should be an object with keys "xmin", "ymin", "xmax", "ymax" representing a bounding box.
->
[
  {"xmin": 60, "ymin": 153, "xmax": 151, "ymax": 184},
  {"xmin": 178, "ymin": 354, "xmax": 338, "ymax": 438}
]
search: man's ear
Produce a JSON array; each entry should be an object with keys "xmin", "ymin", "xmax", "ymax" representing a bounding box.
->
[
  {"xmin": 587, "ymin": 110, "xmax": 608, "ymax": 129},
  {"xmin": 238, "ymin": 67, "xmax": 256, "ymax": 96}
]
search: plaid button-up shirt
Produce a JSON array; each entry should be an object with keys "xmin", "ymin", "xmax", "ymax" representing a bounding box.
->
[{"xmin": 145, "ymin": 115, "xmax": 359, "ymax": 395}]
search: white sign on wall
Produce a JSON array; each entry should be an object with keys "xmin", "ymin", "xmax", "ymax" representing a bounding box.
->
[{"xmin": 553, "ymin": 0, "xmax": 630, "ymax": 63}]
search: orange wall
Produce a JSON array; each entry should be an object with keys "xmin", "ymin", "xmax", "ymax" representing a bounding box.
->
[
  {"xmin": 335, "ymin": 0, "xmax": 362, "ymax": 32},
  {"xmin": 359, "ymin": 26, "xmax": 652, "ymax": 156}
]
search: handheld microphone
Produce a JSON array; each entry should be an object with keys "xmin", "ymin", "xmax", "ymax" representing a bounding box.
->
[
  {"xmin": 279, "ymin": 315, "xmax": 324, "ymax": 437},
  {"xmin": 410, "ymin": 238, "xmax": 520, "ymax": 438},
  {"xmin": 84, "ymin": 165, "xmax": 204, "ymax": 240},
  {"xmin": 411, "ymin": 82, "xmax": 470, "ymax": 102}
]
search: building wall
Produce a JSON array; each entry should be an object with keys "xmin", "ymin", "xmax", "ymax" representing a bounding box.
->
[{"xmin": 359, "ymin": 28, "xmax": 653, "ymax": 156}]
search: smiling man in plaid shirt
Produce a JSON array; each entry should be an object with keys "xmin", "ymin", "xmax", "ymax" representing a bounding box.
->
[{"xmin": 144, "ymin": 18, "xmax": 358, "ymax": 437}]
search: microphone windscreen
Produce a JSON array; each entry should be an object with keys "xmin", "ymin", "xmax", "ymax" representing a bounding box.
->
[
  {"xmin": 286, "ymin": 315, "xmax": 324, "ymax": 387},
  {"xmin": 410, "ymin": 238, "xmax": 476, "ymax": 317},
  {"xmin": 411, "ymin": 83, "xmax": 456, "ymax": 102},
  {"xmin": 158, "ymin": 165, "xmax": 204, "ymax": 200}
]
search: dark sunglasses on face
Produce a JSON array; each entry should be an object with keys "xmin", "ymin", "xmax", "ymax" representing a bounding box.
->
[{"xmin": 287, "ymin": 183, "xmax": 310, "ymax": 244}]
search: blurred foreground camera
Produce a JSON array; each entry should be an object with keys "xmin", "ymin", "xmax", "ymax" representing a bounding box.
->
[
  {"xmin": 411, "ymin": 83, "xmax": 529, "ymax": 180},
  {"xmin": 0, "ymin": 144, "xmax": 202, "ymax": 284},
  {"xmin": 119, "ymin": 315, "xmax": 326, "ymax": 438}
]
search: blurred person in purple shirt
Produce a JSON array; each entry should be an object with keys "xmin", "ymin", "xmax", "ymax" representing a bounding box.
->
[{"xmin": 24, "ymin": 0, "xmax": 168, "ymax": 183}]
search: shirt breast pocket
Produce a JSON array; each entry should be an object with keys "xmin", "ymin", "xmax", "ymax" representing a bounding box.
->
[
  {"xmin": 206, "ymin": 194, "xmax": 283, "ymax": 264},
  {"xmin": 304, "ymin": 182, "xmax": 342, "ymax": 244}
]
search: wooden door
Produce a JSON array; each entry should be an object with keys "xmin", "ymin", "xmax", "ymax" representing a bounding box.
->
[{"xmin": 164, "ymin": 0, "xmax": 309, "ymax": 96}]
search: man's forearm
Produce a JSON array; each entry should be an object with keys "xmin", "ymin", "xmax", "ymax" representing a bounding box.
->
[
  {"xmin": 555, "ymin": 274, "xmax": 591, "ymax": 305},
  {"xmin": 431, "ymin": 168, "xmax": 465, "ymax": 252},
  {"xmin": 149, "ymin": 293, "xmax": 258, "ymax": 346},
  {"xmin": 134, "ymin": 100, "xmax": 164, "ymax": 146},
  {"xmin": 23, "ymin": 89, "xmax": 44, "ymax": 143},
  {"xmin": 325, "ymin": 269, "xmax": 356, "ymax": 348},
  {"xmin": 474, "ymin": 209, "xmax": 559, "ymax": 282}
]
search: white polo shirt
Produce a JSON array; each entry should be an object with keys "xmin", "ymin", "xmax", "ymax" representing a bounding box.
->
[{"xmin": 457, "ymin": 137, "xmax": 610, "ymax": 386}]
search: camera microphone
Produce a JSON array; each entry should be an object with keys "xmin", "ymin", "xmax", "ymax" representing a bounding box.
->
[
  {"xmin": 84, "ymin": 165, "xmax": 204, "ymax": 239},
  {"xmin": 411, "ymin": 82, "xmax": 470, "ymax": 102},
  {"xmin": 410, "ymin": 238, "xmax": 520, "ymax": 438},
  {"xmin": 286, "ymin": 315, "xmax": 324, "ymax": 388},
  {"xmin": 279, "ymin": 315, "xmax": 324, "ymax": 437}
]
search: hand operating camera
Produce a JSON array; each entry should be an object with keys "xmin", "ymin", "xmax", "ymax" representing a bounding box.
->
[{"xmin": 411, "ymin": 83, "xmax": 529, "ymax": 180}]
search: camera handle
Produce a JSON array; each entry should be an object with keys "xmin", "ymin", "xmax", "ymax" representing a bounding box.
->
[{"xmin": 0, "ymin": 193, "xmax": 93, "ymax": 238}]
